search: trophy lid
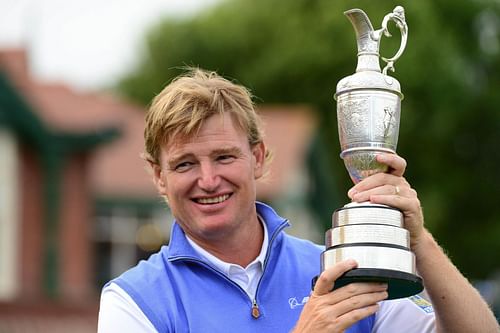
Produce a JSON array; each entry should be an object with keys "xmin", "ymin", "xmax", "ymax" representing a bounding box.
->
[{"xmin": 336, "ymin": 71, "xmax": 402, "ymax": 99}]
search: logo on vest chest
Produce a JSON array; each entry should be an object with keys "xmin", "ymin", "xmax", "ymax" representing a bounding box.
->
[{"xmin": 288, "ymin": 296, "xmax": 310, "ymax": 309}]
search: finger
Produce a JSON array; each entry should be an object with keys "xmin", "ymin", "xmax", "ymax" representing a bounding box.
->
[
  {"xmin": 313, "ymin": 260, "xmax": 358, "ymax": 296},
  {"xmin": 376, "ymin": 153, "xmax": 406, "ymax": 177},
  {"xmin": 333, "ymin": 289, "xmax": 388, "ymax": 318},
  {"xmin": 369, "ymin": 193, "xmax": 420, "ymax": 214},
  {"xmin": 349, "ymin": 173, "xmax": 409, "ymax": 201},
  {"xmin": 322, "ymin": 282, "xmax": 388, "ymax": 306},
  {"xmin": 351, "ymin": 183, "xmax": 405, "ymax": 202},
  {"xmin": 333, "ymin": 304, "xmax": 381, "ymax": 332}
]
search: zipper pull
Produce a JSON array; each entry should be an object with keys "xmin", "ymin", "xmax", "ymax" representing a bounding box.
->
[{"xmin": 251, "ymin": 299, "xmax": 260, "ymax": 319}]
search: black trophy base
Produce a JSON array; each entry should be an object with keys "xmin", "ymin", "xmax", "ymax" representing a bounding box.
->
[{"xmin": 312, "ymin": 268, "xmax": 423, "ymax": 300}]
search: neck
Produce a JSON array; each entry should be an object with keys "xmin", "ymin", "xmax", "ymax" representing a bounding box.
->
[{"xmin": 188, "ymin": 216, "xmax": 264, "ymax": 267}]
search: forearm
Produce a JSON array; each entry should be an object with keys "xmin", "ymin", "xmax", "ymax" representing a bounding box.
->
[{"xmin": 414, "ymin": 230, "xmax": 499, "ymax": 333}]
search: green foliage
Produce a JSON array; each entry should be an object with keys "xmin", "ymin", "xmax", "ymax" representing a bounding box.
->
[{"xmin": 117, "ymin": 0, "xmax": 500, "ymax": 279}]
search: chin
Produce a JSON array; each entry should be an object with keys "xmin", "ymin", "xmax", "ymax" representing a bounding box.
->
[{"xmin": 197, "ymin": 219, "xmax": 237, "ymax": 237}]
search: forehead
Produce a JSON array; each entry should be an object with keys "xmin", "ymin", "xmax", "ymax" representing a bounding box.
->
[{"xmin": 162, "ymin": 113, "xmax": 250, "ymax": 156}]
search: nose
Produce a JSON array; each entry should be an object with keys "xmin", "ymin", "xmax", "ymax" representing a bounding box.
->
[{"xmin": 197, "ymin": 162, "xmax": 220, "ymax": 192}]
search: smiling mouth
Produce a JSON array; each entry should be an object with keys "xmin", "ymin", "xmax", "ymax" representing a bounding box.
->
[{"xmin": 194, "ymin": 194, "xmax": 231, "ymax": 205}]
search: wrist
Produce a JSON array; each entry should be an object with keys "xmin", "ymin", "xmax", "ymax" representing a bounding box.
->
[{"xmin": 411, "ymin": 229, "xmax": 435, "ymax": 259}]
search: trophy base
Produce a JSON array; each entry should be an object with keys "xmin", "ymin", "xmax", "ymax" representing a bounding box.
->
[{"xmin": 312, "ymin": 268, "xmax": 423, "ymax": 300}]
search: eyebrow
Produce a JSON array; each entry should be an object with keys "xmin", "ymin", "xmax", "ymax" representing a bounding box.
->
[
  {"xmin": 210, "ymin": 146, "xmax": 243, "ymax": 157},
  {"xmin": 166, "ymin": 146, "xmax": 244, "ymax": 167},
  {"xmin": 166, "ymin": 153, "xmax": 195, "ymax": 169}
]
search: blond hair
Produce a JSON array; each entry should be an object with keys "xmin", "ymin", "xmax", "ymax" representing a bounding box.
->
[{"xmin": 144, "ymin": 68, "xmax": 270, "ymax": 164}]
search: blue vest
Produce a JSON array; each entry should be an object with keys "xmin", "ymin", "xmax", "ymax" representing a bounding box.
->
[{"xmin": 109, "ymin": 202, "xmax": 374, "ymax": 332}]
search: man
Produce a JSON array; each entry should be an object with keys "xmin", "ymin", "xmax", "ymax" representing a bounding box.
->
[{"xmin": 98, "ymin": 69, "xmax": 498, "ymax": 332}]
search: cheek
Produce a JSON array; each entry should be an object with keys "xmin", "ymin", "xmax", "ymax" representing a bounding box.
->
[
  {"xmin": 166, "ymin": 176, "xmax": 190, "ymax": 196},
  {"xmin": 221, "ymin": 163, "xmax": 253, "ymax": 181},
  {"xmin": 232, "ymin": 167, "xmax": 257, "ymax": 192}
]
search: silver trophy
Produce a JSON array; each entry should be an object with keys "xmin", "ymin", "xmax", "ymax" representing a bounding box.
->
[{"xmin": 320, "ymin": 6, "xmax": 423, "ymax": 299}]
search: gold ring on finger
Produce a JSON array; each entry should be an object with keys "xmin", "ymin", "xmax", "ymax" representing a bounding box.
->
[{"xmin": 395, "ymin": 185, "xmax": 401, "ymax": 195}]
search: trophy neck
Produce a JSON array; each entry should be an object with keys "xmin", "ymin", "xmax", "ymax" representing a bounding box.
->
[{"xmin": 356, "ymin": 54, "xmax": 382, "ymax": 73}]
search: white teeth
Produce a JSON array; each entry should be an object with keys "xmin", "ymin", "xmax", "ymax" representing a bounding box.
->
[{"xmin": 196, "ymin": 194, "xmax": 229, "ymax": 204}]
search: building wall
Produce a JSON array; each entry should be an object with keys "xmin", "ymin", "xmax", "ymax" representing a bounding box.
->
[
  {"xmin": 59, "ymin": 153, "xmax": 94, "ymax": 301},
  {"xmin": 19, "ymin": 143, "xmax": 45, "ymax": 299}
]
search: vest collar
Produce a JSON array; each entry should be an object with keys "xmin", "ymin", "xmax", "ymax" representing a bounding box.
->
[{"xmin": 167, "ymin": 201, "xmax": 289, "ymax": 261}]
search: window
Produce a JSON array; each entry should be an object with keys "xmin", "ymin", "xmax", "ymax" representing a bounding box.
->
[
  {"xmin": 92, "ymin": 203, "xmax": 172, "ymax": 289},
  {"xmin": 0, "ymin": 128, "xmax": 19, "ymax": 300}
]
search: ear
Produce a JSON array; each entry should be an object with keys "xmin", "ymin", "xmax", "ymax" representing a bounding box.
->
[
  {"xmin": 149, "ymin": 161, "xmax": 168, "ymax": 196},
  {"xmin": 252, "ymin": 142, "xmax": 266, "ymax": 179}
]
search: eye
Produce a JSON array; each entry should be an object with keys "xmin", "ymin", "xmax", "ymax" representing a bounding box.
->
[
  {"xmin": 217, "ymin": 155, "xmax": 236, "ymax": 164},
  {"xmin": 174, "ymin": 161, "xmax": 194, "ymax": 172}
]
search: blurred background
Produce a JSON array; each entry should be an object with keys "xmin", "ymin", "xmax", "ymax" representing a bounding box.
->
[{"xmin": 1, "ymin": 0, "xmax": 499, "ymax": 330}]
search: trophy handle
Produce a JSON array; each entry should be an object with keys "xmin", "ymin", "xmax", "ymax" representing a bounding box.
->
[{"xmin": 372, "ymin": 6, "xmax": 408, "ymax": 75}]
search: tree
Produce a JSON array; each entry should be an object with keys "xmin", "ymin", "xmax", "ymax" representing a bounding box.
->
[{"xmin": 117, "ymin": 0, "xmax": 500, "ymax": 279}]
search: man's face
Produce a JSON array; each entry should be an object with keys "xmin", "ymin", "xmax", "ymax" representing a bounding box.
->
[{"xmin": 152, "ymin": 112, "xmax": 265, "ymax": 244}]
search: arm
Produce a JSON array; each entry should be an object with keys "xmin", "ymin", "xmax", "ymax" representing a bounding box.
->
[
  {"xmin": 348, "ymin": 153, "xmax": 499, "ymax": 333},
  {"xmin": 412, "ymin": 230, "xmax": 498, "ymax": 332}
]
